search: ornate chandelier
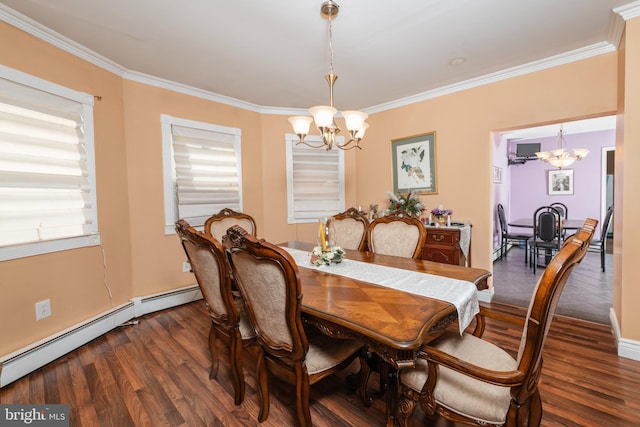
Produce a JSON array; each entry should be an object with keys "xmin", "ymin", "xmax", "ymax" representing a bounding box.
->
[
  {"xmin": 535, "ymin": 124, "xmax": 589, "ymax": 169},
  {"xmin": 288, "ymin": 1, "xmax": 369, "ymax": 151}
]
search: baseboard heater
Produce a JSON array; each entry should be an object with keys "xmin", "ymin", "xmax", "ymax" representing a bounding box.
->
[{"xmin": 0, "ymin": 284, "xmax": 202, "ymax": 388}]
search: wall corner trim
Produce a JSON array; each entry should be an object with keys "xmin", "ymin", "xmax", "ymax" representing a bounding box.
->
[{"xmin": 610, "ymin": 307, "xmax": 640, "ymax": 361}]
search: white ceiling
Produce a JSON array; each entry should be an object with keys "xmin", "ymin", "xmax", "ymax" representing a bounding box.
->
[{"xmin": 0, "ymin": 0, "xmax": 635, "ymax": 138}]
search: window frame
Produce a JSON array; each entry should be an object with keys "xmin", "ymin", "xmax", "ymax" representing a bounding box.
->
[
  {"xmin": 285, "ymin": 133, "xmax": 345, "ymax": 224},
  {"xmin": 161, "ymin": 114, "xmax": 243, "ymax": 234},
  {"xmin": 0, "ymin": 65, "xmax": 99, "ymax": 261}
]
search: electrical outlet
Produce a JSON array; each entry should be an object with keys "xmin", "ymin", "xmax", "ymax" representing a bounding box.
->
[
  {"xmin": 35, "ymin": 299, "xmax": 51, "ymax": 320},
  {"xmin": 182, "ymin": 261, "xmax": 191, "ymax": 273}
]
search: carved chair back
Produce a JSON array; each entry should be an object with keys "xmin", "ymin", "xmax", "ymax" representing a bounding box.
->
[
  {"xmin": 204, "ymin": 208, "xmax": 257, "ymax": 241},
  {"xmin": 368, "ymin": 212, "xmax": 426, "ymax": 259},
  {"xmin": 327, "ymin": 207, "xmax": 369, "ymax": 251}
]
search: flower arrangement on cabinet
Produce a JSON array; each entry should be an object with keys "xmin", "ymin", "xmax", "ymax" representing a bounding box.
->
[
  {"xmin": 431, "ymin": 206, "xmax": 453, "ymax": 218},
  {"xmin": 386, "ymin": 191, "xmax": 424, "ymax": 217},
  {"xmin": 431, "ymin": 205, "xmax": 453, "ymax": 225}
]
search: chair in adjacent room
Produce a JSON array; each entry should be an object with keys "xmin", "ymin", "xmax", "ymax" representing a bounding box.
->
[
  {"xmin": 588, "ymin": 204, "xmax": 613, "ymax": 272},
  {"xmin": 368, "ymin": 212, "xmax": 427, "ymax": 259},
  {"xmin": 204, "ymin": 208, "xmax": 257, "ymax": 241},
  {"xmin": 496, "ymin": 203, "xmax": 532, "ymax": 262},
  {"xmin": 223, "ymin": 225, "xmax": 365, "ymax": 427},
  {"xmin": 175, "ymin": 219, "xmax": 256, "ymax": 405},
  {"xmin": 549, "ymin": 202, "xmax": 568, "ymax": 219},
  {"xmin": 397, "ymin": 219, "xmax": 598, "ymax": 427},
  {"xmin": 327, "ymin": 207, "xmax": 369, "ymax": 251},
  {"xmin": 529, "ymin": 206, "xmax": 563, "ymax": 274}
]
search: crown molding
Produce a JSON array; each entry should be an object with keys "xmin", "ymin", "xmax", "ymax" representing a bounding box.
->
[
  {"xmin": 364, "ymin": 42, "xmax": 616, "ymax": 114},
  {"xmin": 0, "ymin": 3, "xmax": 125, "ymax": 77}
]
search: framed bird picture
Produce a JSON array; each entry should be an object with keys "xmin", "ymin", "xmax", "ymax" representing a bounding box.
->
[{"xmin": 391, "ymin": 131, "xmax": 437, "ymax": 194}]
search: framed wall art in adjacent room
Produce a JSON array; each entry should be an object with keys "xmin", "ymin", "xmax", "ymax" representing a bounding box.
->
[{"xmin": 548, "ymin": 169, "xmax": 574, "ymax": 195}]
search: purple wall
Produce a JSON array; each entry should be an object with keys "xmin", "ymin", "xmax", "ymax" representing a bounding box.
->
[{"xmin": 507, "ymin": 129, "xmax": 614, "ymax": 232}]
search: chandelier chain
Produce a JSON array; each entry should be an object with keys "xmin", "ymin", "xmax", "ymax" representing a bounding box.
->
[{"xmin": 328, "ymin": 12, "xmax": 334, "ymax": 75}]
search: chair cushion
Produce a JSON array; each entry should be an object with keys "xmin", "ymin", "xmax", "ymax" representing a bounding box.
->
[
  {"xmin": 235, "ymin": 298, "xmax": 256, "ymax": 339},
  {"xmin": 304, "ymin": 329, "xmax": 362, "ymax": 375},
  {"xmin": 401, "ymin": 331, "xmax": 516, "ymax": 425}
]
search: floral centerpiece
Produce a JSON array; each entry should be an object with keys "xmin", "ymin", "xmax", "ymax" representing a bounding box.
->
[
  {"xmin": 310, "ymin": 246, "xmax": 345, "ymax": 266},
  {"xmin": 431, "ymin": 206, "xmax": 453, "ymax": 225},
  {"xmin": 386, "ymin": 191, "xmax": 424, "ymax": 217}
]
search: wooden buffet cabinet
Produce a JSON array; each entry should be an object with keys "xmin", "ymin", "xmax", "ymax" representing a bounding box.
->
[{"xmin": 421, "ymin": 225, "xmax": 470, "ymax": 266}]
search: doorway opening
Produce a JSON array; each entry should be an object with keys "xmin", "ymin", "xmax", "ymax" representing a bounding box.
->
[{"xmin": 492, "ymin": 116, "xmax": 615, "ymax": 324}]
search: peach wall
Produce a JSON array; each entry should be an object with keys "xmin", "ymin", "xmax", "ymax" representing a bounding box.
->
[
  {"xmin": 356, "ymin": 55, "xmax": 618, "ymax": 284},
  {"xmin": 120, "ymin": 81, "xmax": 264, "ymax": 296},
  {"xmin": 2, "ymin": 16, "xmax": 640, "ymax": 360},
  {"xmin": 0, "ymin": 22, "xmax": 132, "ymax": 354},
  {"xmin": 619, "ymin": 17, "xmax": 640, "ymax": 339}
]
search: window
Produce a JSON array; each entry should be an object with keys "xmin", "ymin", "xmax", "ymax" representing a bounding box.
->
[
  {"xmin": 161, "ymin": 115, "xmax": 242, "ymax": 234},
  {"xmin": 0, "ymin": 65, "xmax": 98, "ymax": 261},
  {"xmin": 285, "ymin": 134, "xmax": 345, "ymax": 223}
]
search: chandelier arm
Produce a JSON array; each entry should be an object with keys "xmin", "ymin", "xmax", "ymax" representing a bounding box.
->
[
  {"xmin": 335, "ymin": 138, "xmax": 362, "ymax": 150},
  {"xmin": 296, "ymin": 139, "xmax": 333, "ymax": 150}
]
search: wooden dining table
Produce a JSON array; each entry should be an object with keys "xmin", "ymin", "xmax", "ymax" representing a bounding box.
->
[{"xmin": 280, "ymin": 241, "xmax": 491, "ymax": 427}]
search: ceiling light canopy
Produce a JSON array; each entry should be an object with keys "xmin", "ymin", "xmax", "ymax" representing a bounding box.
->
[
  {"xmin": 288, "ymin": 1, "xmax": 369, "ymax": 151},
  {"xmin": 535, "ymin": 124, "xmax": 589, "ymax": 169}
]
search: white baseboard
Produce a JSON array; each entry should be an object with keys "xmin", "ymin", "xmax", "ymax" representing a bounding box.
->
[
  {"xmin": 610, "ymin": 307, "xmax": 640, "ymax": 361},
  {"xmin": 477, "ymin": 287, "xmax": 494, "ymax": 303},
  {"xmin": 0, "ymin": 284, "xmax": 202, "ymax": 388}
]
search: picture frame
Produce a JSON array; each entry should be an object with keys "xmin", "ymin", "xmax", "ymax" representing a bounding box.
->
[
  {"xmin": 391, "ymin": 132, "xmax": 437, "ymax": 194},
  {"xmin": 548, "ymin": 169, "xmax": 574, "ymax": 195},
  {"xmin": 493, "ymin": 166, "xmax": 503, "ymax": 183}
]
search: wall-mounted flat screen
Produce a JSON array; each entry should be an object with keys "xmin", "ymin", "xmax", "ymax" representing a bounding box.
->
[{"xmin": 516, "ymin": 142, "xmax": 541, "ymax": 158}]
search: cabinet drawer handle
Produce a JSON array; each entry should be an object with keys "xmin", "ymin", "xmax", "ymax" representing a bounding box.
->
[{"xmin": 432, "ymin": 234, "xmax": 445, "ymax": 242}]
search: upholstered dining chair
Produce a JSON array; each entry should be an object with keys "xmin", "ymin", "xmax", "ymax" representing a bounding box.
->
[
  {"xmin": 587, "ymin": 204, "xmax": 613, "ymax": 272},
  {"xmin": 397, "ymin": 218, "xmax": 597, "ymax": 427},
  {"xmin": 223, "ymin": 225, "xmax": 365, "ymax": 427},
  {"xmin": 497, "ymin": 203, "xmax": 532, "ymax": 262},
  {"xmin": 368, "ymin": 213, "xmax": 427, "ymax": 259},
  {"xmin": 204, "ymin": 208, "xmax": 257, "ymax": 241},
  {"xmin": 529, "ymin": 206, "xmax": 563, "ymax": 273},
  {"xmin": 175, "ymin": 219, "xmax": 256, "ymax": 405},
  {"xmin": 327, "ymin": 207, "xmax": 369, "ymax": 251}
]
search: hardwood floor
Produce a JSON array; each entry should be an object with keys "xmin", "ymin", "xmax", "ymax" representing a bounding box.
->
[
  {"xmin": 2, "ymin": 300, "xmax": 639, "ymax": 426},
  {"xmin": 492, "ymin": 245, "xmax": 612, "ymax": 324}
]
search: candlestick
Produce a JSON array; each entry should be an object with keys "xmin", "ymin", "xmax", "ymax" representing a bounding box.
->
[{"xmin": 319, "ymin": 221, "xmax": 327, "ymax": 251}]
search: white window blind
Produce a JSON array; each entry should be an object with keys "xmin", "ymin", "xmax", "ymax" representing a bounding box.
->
[
  {"xmin": 0, "ymin": 65, "xmax": 98, "ymax": 261},
  {"xmin": 161, "ymin": 115, "xmax": 242, "ymax": 233},
  {"xmin": 285, "ymin": 134, "xmax": 345, "ymax": 223}
]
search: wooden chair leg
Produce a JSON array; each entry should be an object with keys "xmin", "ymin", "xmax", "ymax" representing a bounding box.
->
[
  {"xmin": 228, "ymin": 331, "xmax": 245, "ymax": 405},
  {"xmin": 295, "ymin": 366, "xmax": 312, "ymax": 427},
  {"xmin": 208, "ymin": 325, "xmax": 219, "ymax": 379},
  {"xmin": 256, "ymin": 350, "xmax": 269, "ymax": 422}
]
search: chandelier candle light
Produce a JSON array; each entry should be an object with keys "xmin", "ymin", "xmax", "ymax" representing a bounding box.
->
[
  {"xmin": 535, "ymin": 124, "xmax": 589, "ymax": 169},
  {"xmin": 288, "ymin": 1, "xmax": 369, "ymax": 150}
]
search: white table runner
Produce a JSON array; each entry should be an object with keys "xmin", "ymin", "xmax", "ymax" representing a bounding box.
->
[{"xmin": 282, "ymin": 247, "xmax": 479, "ymax": 334}]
